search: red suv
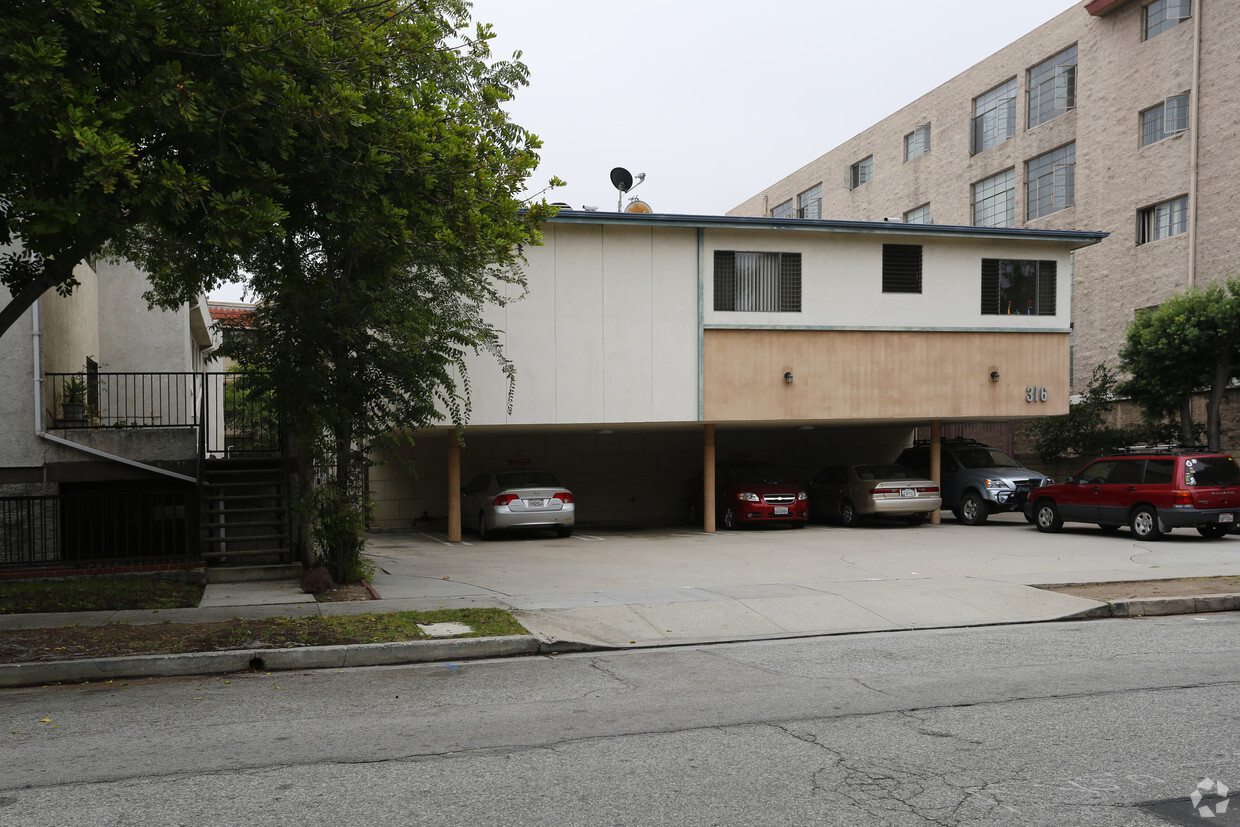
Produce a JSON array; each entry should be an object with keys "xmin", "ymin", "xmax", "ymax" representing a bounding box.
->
[{"xmin": 1024, "ymin": 448, "xmax": 1240, "ymax": 540}]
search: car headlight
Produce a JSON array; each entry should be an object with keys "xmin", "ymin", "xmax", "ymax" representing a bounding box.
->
[
  {"xmin": 1043, "ymin": 477, "xmax": 1054, "ymax": 485},
  {"xmin": 983, "ymin": 479, "xmax": 1012, "ymax": 489},
  {"xmin": 797, "ymin": 491, "xmax": 807, "ymax": 501},
  {"xmin": 738, "ymin": 492, "xmax": 760, "ymax": 502}
]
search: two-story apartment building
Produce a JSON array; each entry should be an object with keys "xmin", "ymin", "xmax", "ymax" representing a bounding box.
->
[
  {"xmin": 730, "ymin": 0, "xmax": 1237, "ymax": 391},
  {"xmin": 370, "ymin": 211, "xmax": 1105, "ymax": 536}
]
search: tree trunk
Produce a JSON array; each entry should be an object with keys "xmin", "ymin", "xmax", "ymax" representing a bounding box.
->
[
  {"xmin": 1206, "ymin": 343, "xmax": 1235, "ymax": 452},
  {"xmin": 0, "ymin": 259, "xmax": 79, "ymax": 340},
  {"xmin": 1180, "ymin": 395, "xmax": 1195, "ymax": 447}
]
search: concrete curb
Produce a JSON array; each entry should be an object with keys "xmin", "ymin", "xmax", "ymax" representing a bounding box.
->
[
  {"xmin": 0, "ymin": 635, "xmax": 544, "ymax": 689},
  {"xmin": 1058, "ymin": 593, "xmax": 1240, "ymax": 620}
]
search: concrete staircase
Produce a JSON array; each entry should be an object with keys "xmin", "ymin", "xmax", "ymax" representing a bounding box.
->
[{"xmin": 200, "ymin": 458, "xmax": 301, "ymax": 583}]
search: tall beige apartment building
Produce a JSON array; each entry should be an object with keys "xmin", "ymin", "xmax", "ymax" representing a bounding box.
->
[{"xmin": 730, "ymin": 0, "xmax": 1239, "ymax": 391}]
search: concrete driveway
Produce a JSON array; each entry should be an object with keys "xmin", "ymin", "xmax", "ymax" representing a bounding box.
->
[{"xmin": 363, "ymin": 514, "xmax": 1240, "ymax": 647}]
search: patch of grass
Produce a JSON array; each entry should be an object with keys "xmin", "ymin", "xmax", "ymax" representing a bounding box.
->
[
  {"xmin": 0, "ymin": 609, "xmax": 531, "ymax": 664},
  {"xmin": 0, "ymin": 579, "xmax": 205, "ymax": 614}
]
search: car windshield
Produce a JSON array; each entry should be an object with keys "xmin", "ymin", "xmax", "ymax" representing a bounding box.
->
[
  {"xmin": 856, "ymin": 464, "xmax": 919, "ymax": 481},
  {"xmin": 1184, "ymin": 457, "xmax": 1240, "ymax": 487},
  {"xmin": 725, "ymin": 464, "xmax": 792, "ymax": 484},
  {"xmin": 954, "ymin": 447, "xmax": 1022, "ymax": 469},
  {"xmin": 496, "ymin": 471, "xmax": 562, "ymax": 489}
]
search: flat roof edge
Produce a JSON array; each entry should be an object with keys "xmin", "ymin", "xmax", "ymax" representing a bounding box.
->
[{"xmin": 544, "ymin": 210, "xmax": 1108, "ymax": 245}]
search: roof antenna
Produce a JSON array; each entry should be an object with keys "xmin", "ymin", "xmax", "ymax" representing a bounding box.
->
[{"xmin": 610, "ymin": 167, "xmax": 647, "ymax": 212}]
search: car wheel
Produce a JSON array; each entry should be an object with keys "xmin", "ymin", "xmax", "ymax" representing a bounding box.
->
[
  {"xmin": 1098, "ymin": 524, "xmax": 1122, "ymax": 534},
  {"xmin": 1034, "ymin": 499, "xmax": 1062, "ymax": 533},
  {"xmin": 839, "ymin": 500, "xmax": 862, "ymax": 527},
  {"xmin": 723, "ymin": 506, "xmax": 737, "ymax": 530},
  {"xmin": 905, "ymin": 513, "xmax": 927, "ymax": 526},
  {"xmin": 1130, "ymin": 505, "xmax": 1162, "ymax": 540},
  {"xmin": 1024, "ymin": 511, "xmax": 1036, "ymax": 525},
  {"xmin": 556, "ymin": 525, "xmax": 573, "ymax": 538},
  {"xmin": 1197, "ymin": 524, "xmax": 1229, "ymax": 539},
  {"xmin": 477, "ymin": 511, "xmax": 492, "ymax": 541},
  {"xmin": 958, "ymin": 491, "xmax": 988, "ymax": 526}
]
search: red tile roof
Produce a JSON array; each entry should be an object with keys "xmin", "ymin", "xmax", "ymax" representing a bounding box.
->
[{"xmin": 1085, "ymin": 0, "xmax": 1138, "ymax": 15}]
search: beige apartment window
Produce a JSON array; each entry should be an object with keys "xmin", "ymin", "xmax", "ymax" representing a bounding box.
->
[
  {"xmin": 847, "ymin": 157, "xmax": 873, "ymax": 190},
  {"xmin": 904, "ymin": 203, "xmax": 933, "ymax": 224},
  {"xmin": 1145, "ymin": 0, "xmax": 1191, "ymax": 39},
  {"xmin": 796, "ymin": 184, "xmax": 822, "ymax": 219},
  {"xmin": 904, "ymin": 124, "xmax": 930, "ymax": 162}
]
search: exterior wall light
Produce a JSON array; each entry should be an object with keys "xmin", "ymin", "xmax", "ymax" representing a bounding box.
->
[
  {"xmin": 990, "ymin": 370, "xmax": 1000, "ymax": 382},
  {"xmin": 784, "ymin": 371, "xmax": 794, "ymax": 384}
]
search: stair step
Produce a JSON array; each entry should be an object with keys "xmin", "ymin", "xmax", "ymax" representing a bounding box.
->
[
  {"xmin": 203, "ymin": 507, "xmax": 284, "ymax": 516},
  {"xmin": 205, "ymin": 562, "xmax": 303, "ymax": 583},
  {"xmin": 202, "ymin": 519, "xmax": 286, "ymax": 530},
  {"xmin": 202, "ymin": 548, "xmax": 291, "ymax": 560},
  {"xmin": 204, "ymin": 533, "xmax": 289, "ymax": 544}
]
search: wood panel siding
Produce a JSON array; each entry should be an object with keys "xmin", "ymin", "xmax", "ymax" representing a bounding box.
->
[{"xmin": 704, "ymin": 329, "xmax": 1069, "ymax": 423}]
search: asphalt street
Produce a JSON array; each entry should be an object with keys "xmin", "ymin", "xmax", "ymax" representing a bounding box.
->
[{"xmin": 3, "ymin": 613, "xmax": 1240, "ymax": 825}]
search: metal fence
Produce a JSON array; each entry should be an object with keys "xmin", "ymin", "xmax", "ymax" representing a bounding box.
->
[
  {"xmin": 0, "ymin": 486, "xmax": 197, "ymax": 569},
  {"xmin": 45, "ymin": 371, "xmax": 280, "ymax": 456}
]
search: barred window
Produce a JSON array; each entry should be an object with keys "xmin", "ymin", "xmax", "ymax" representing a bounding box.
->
[
  {"xmin": 904, "ymin": 203, "xmax": 933, "ymax": 224},
  {"xmin": 904, "ymin": 124, "xmax": 931, "ymax": 162},
  {"xmin": 847, "ymin": 157, "xmax": 873, "ymax": 190},
  {"xmin": 1026, "ymin": 143, "xmax": 1075, "ymax": 219},
  {"xmin": 972, "ymin": 169, "xmax": 1015, "ymax": 228},
  {"xmin": 713, "ymin": 251, "xmax": 801, "ymax": 312},
  {"xmin": 797, "ymin": 184, "xmax": 822, "ymax": 219},
  {"xmin": 1028, "ymin": 45, "xmax": 1077, "ymax": 128},
  {"xmin": 1141, "ymin": 94, "xmax": 1189, "ymax": 146},
  {"xmin": 972, "ymin": 79, "xmax": 1017, "ymax": 155},
  {"xmin": 882, "ymin": 245, "xmax": 922, "ymax": 294},
  {"xmin": 1145, "ymin": 0, "xmax": 1191, "ymax": 39},
  {"xmin": 981, "ymin": 259, "xmax": 1057, "ymax": 316},
  {"xmin": 1137, "ymin": 196, "xmax": 1188, "ymax": 244}
]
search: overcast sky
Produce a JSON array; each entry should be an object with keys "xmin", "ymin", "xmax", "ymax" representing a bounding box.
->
[{"xmin": 211, "ymin": 0, "xmax": 1077, "ymax": 302}]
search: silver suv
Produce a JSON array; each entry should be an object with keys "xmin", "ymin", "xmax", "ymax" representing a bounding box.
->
[{"xmin": 895, "ymin": 438, "xmax": 1052, "ymax": 525}]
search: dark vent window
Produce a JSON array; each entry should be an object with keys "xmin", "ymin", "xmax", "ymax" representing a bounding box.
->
[
  {"xmin": 713, "ymin": 251, "xmax": 801, "ymax": 312},
  {"xmin": 981, "ymin": 259, "xmax": 1057, "ymax": 316},
  {"xmin": 882, "ymin": 245, "xmax": 923, "ymax": 294}
]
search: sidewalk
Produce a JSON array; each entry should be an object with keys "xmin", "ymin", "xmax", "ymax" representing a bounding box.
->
[{"xmin": 4, "ymin": 514, "xmax": 1240, "ymax": 686}]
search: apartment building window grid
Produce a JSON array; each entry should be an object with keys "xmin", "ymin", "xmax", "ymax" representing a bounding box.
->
[
  {"xmin": 973, "ymin": 169, "xmax": 1015, "ymax": 228},
  {"xmin": 904, "ymin": 203, "xmax": 933, "ymax": 224},
  {"xmin": 797, "ymin": 183, "xmax": 822, "ymax": 219},
  {"xmin": 771, "ymin": 199, "xmax": 793, "ymax": 219},
  {"xmin": 882, "ymin": 245, "xmax": 923, "ymax": 294},
  {"xmin": 904, "ymin": 124, "xmax": 931, "ymax": 162},
  {"xmin": 1137, "ymin": 196, "xmax": 1188, "ymax": 244},
  {"xmin": 972, "ymin": 79, "xmax": 1017, "ymax": 155},
  {"xmin": 848, "ymin": 157, "xmax": 873, "ymax": 189},
  {"xmin": 1145, "ymin": 0, "xmax": 1191, "ymax": 40},
  {"xmin": 1027, "ymin": 45, "xmax": 1077, "ymax": 128},
  {"xmin": 713, "ymin": 251, "xmax": 802, "ymax": 312},
  {"xmin": 1026, "ymin": 143, "xmax": 1075, "ymax": 219},
  {"xmin": 981, "ymin": 259, "xmax": 1057, "ymax": 316},
  {"xmin": 1141, "ymin": 94, "xmax": 1189, "ymax": 146}
]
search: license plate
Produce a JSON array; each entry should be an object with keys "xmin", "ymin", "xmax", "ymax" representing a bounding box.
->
[
  {"xmin": 526, "ymin": 498, "xmax": 543, "ymax": 507},
  {"xmin": 773, "ymin": 506, "xmax": 789, "ymax": 515},
  {"xmin": 900, "ymin": 488, "xmax": 916, "ymax": 498},
  {"xmin": 1222, "ymin": 513, "xmax": 1235, "ymax": 523}
]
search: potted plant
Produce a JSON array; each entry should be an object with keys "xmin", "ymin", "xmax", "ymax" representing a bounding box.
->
[{"xmin": 61, "ymin": 377, "xmax": 88, "ymax": 423}]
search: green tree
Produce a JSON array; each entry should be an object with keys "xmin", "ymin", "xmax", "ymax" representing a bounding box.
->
[
  {"xmin": 1027, "ymin": 364, "xmax": 1132, "ymax": 460},
  {"xmin": 216, "ymin": 1, "xmax": 554, "ymax": 580},
  {"xmin": 1117, "ymin": 277, "xmax": 1240, "ymax": 451}
]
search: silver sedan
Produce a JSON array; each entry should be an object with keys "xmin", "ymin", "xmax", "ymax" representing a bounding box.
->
[
  {"xmin": 462, "ymin": 469, "xmax": 575, "ymax": 539},
  {"xmin": 807, "ymin": 463, "xmax": 941, "ymax": 527}
]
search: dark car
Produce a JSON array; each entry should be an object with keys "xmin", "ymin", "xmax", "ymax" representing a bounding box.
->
[
  {"xmin": 1024, "ymin": 447, "xmax": 1240, "ymax": 539},
  {"xmin": 688, "ymin": 461, "xmax": 808, "ymax": 530}
]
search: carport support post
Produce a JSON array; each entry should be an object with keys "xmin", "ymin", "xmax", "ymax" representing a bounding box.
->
[
  {"xmin": 704, "ymin": 424, "xmax": 716, "ymax": 533},
  {"xmin": 447, "ymin": 431, "xmax": 462, "ymax": 542},
  {"xmin": 930, "ymin": 420, "xmax": 942, "ymax": 526}
]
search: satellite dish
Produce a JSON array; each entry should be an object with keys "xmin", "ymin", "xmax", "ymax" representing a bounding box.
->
[
  {"xmin": 624, "ymin": 200, "xmax": 652, "ymax": 214},
  {"xmin": 610, "ymin": 167, "xmax": 634, "ymax": 193}
]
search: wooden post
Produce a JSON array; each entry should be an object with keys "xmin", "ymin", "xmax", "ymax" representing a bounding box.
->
[
  {"xmin": 704, "ymin": 424, "xmax": 716, "ymax": 533},
  {"xmin": 930, "ymin": 419, "xmax": 942, "ymax": 526},
  {"xmin": 447, "ymin": 431, "xmax": 461, "ymax": 542}
]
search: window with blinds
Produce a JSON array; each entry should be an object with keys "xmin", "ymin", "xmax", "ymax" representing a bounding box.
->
[
  {"xmin": 882, "ymin": 245, "xmax": 922, "ymax": 294},
  {"xmin": 713, "ymin": 251, "xmax": 802, "ymax": 312},
  {"xmin": 981, "ymin": 259, "xmax": 1057, "ymax": 316}
]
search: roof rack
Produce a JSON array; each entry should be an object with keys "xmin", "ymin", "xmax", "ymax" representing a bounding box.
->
[
  {"xmin": 1115, "ymin": 444, "xmax": 1211, "ymax": 455},
  {"xmin": 911, "ymin": 437, "xmax": 987, "ymax": 448}
]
